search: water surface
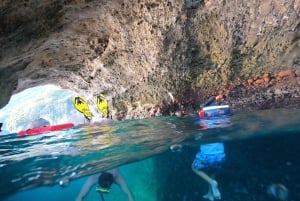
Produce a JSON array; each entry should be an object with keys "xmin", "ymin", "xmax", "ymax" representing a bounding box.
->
[{"xmin": 1, "ymin": 108, "xmax": 300, "ymax": 199}]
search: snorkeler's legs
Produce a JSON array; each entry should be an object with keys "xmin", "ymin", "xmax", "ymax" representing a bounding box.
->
[
  {"xmin": 211, "ymin": 180, "xmax": 221, "ymax": 200},
  {"xmin": 203, "ymin": 186, "xmax": 214, "ymax": 201},
  {"xmin": 191, "ymin": 166, "xmax": 221, "ymax": 200}
]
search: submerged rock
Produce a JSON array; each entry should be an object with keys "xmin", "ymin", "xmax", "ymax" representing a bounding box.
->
[{"xmin": 267, "ymin": 183, "xmax": 289, "ymax": 201}]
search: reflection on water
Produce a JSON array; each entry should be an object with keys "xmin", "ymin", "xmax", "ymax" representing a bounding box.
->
[{"xmin": 0, "ymin": 108, "xmax": 300, "ymax": 197}]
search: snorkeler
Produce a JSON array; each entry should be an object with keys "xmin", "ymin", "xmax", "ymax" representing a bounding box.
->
[
  {"xmin": 193, "ymin": 95, "xmax": 226, "ymax": 201},
  {"xmin": 76, "ymin": 168, "xmax": 135, "ymax": 201},
  {"xmin": 191, "ymin": 142, "xmax": 225, "ymax": 201}
]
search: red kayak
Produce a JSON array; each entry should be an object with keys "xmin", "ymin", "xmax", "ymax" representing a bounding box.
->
[{"xmin": 17, "ymin": 123, "xmax": 74, "ymax": 136}]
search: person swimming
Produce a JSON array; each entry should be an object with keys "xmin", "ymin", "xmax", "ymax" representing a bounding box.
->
[
  {"xmin": 192, "ymin": 142, "xmax": 225, "ymax": 201},
  {"xmin": 76, "ymin": 168, "xmax": 135, "ymax": 201},
  {"xmin": 193, "ymin": 95, "xmax": 226, "ymax": 201}
]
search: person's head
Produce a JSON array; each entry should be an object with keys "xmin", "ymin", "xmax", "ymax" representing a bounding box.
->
[{"xmin": 96, "ymin": 172, "xmax": 114, "ymax": 193}]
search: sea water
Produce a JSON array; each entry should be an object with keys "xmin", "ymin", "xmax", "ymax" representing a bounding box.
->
[{"xmin": 0, "ymin": 85, "xmax": 300, "ymax": 201}]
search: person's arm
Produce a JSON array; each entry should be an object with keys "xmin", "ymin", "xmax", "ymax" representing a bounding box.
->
[
  {"xmin": 113, "ymin": 170, "xmax": 135, "ymax": 201},
  {"xmin": 76, "ymin": 174, "xmax": 98, "ymax": 201}
]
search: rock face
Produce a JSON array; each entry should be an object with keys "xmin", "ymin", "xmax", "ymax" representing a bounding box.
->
[{"xmin": 0, "ymin": 0, "xmax": 299, "ymax": 118}]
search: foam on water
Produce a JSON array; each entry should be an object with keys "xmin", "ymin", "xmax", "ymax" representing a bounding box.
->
[{"xmin": 0, "ymin": 85, "xmax": 87, "ymax": 133}]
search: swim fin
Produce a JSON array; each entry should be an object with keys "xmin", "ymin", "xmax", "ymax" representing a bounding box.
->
[
  {"xmin": 72, "ymin": 96, "xmax": 93, "ymax": 120},
  {"xmin": 95, "ymin": 94, "xmax": 109, "ymax": 117}
]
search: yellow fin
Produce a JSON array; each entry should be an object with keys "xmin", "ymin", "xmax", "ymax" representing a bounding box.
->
[
  {"xmin": 72, "ymin": 96, "xmax": 93, "ymax": 120},
  {"xmin": 95, "ymin": 94, "xmax": 109, "ymax": 117}
]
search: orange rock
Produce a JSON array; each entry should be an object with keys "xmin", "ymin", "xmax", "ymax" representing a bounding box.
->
[
  {"xmin": 247, "ymin": 79, "xmax": 254, "ymax": 85},
  {"xmin": 255, "ymin": 79, "xmax": 265, "ymax": 84},
  {"xmin": 278, "ymin": 69, "xmax": 294, "ymax": 78},
  {"xmin": 254, "ymin": 75, "xmax": 260, "ymax": 80},
  {"xmin": 263, "ymin": 73, "xmax": 270, "ymax": 78},
  {"xmin": 263, "ymin": 76, "xmax": 270, "ymax": 83}
]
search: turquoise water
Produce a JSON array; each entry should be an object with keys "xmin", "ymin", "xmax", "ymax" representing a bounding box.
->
[{"xmin": 0, "ymin": 85, "xmax": 300, "ymax": 201}]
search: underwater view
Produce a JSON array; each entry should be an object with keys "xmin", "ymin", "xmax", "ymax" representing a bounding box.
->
[{"xmin": 0, "ymin": 85, "xmax": 299, "ymax": 201}]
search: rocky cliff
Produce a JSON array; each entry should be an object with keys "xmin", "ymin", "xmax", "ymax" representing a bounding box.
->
[{"xmin": 0, "ymin": 0, "xmax": 299, "ymax": 118}]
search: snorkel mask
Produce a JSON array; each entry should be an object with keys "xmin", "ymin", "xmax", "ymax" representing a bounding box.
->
[{"xmin": 96, "ymin": 186, "xmax": 111, "ymax": 194}]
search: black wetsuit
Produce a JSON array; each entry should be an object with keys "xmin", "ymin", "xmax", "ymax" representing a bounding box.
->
[{"xmin": 201, "ymin": 96, "xmax": 221, "ymax": 107}]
